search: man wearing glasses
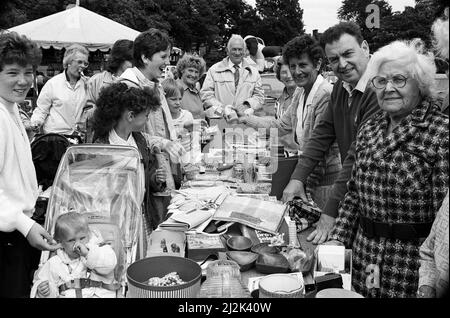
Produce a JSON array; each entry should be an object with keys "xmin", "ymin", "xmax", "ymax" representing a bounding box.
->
[
  {"xmin": 282, "ymin": 22, "xmax": 380, "ymax": 244},
  {"xmin": 31, "ymin": 44, "xmax": 89, "ymax": 135}
]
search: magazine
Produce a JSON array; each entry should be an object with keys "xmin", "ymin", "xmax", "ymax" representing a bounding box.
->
[
  {"xmin": 212, "ymin": 194, "xmax": 287, "ymax": 235},
  {"xmin": 159, "ymin": 209, "xmax": 214, "ymax": 232}
]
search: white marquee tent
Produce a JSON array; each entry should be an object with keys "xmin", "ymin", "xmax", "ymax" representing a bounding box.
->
[{"xmin": 8, "ymin": 4, "xmax": 140, "ymax": 52}]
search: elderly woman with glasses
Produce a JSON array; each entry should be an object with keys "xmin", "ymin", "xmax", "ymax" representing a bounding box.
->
[
  {"xmin": 325, "ymin": 39, "xmax": 449, "ymax": 298},
  {"xmin": 31, "ymin": 44, "xmax": 89, "ymax": 135}
]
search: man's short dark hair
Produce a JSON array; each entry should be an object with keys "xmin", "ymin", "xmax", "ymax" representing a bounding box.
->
[
  {"xmin": 319, "ymin": 22, "xmax": 364, "ymax": 49},
  {"xmin": 133, "ymin": 28, "xmax": 172, "ymax": 68},
  {"xmin": 282, "ymin": 34, "xmax": 325, "ymax": 70},
  {"xmin": 106, "ymin": 39, "xmax": 133, "ymax": 74}
]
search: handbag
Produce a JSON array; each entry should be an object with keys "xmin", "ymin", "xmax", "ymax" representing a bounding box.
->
[{"xmin": 287, "ymin": 195, "xmax": 322, "ymax": 232}]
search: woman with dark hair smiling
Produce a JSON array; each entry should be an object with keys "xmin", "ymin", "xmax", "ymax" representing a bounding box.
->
[
  {"xmin": 238, "ymin": 35, "xmax": 341, "ymax": 210},
  {"xmin": 92, "ymin": 82, "xmax": 167, "ymax": 234}
]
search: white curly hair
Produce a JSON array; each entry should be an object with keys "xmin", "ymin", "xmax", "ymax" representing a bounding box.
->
[
  {"xmin": 364, "ymin": 39, "xmax": 437, "ymax": 98},
  {"xmin": 432, "ymin": 8, "xmax": 449, "ymax": 59}
]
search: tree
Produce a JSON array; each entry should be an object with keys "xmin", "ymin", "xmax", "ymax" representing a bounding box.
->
[
  {"xmin": 338, "ymin": 0, "xmax": 392, "ymax": 27},
  {"xmin": 255, "ymin": 0, "xmax": 304, "ymax": 45},
  {"xmin": 338, "ymin": 0, "xmax": 393, "ymax": 51},
  {"xmin": 220, "ymin": 0, "xmax": 261, "ymax": 39},
  {"xmin": 338, "ymin": 0, "xmax": 448, "ymax": 51}
]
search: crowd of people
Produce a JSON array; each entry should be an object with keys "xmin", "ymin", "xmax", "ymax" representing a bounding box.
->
[{"xmin": 0, "ymin": 7, "xmax": 448, "ymax": 298}]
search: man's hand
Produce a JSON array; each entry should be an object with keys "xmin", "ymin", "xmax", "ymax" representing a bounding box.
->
[
  {"xmin": 155, "ymin": 168, "xmax": 167, "ymax": 183},
  {"xmin": 282, "ymin": 179, "xmax": 307, "ymax": 203},
  {"xmin": 163, "ymin": 141, "xmax": 186, "ymax": 162},
  {"xmin": 307, "ymin": 214, "xmax": 336, "ymax": 245},
  {"xmin": 234, "ymin": 103, "xmax": 249, "ymax": 117},
  {"xmin": 26, "ymin": 223, "xmax": 61, "ymax": 251},
  {"xmin": 37, "ymin": 281, "xmax": 50, "ymax": 297}
]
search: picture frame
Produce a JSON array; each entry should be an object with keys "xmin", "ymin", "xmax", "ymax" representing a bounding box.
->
[{"xmin": 147, "ymin": 229, "xmax": 186, "ymax": 258}]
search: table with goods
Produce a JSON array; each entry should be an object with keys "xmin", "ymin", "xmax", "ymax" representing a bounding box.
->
[{"xmin": 126, "ymin": 135, "xmax": 359, "ymax": 298}]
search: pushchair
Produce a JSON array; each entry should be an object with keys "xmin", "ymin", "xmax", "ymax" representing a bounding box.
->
[
  {"xmin": 39, "ymin": 144, "xmax": 146, "ymax": 297},
  {"xmin": 31, "ymin": 133, "xmax": 83, "ymax": 225}
]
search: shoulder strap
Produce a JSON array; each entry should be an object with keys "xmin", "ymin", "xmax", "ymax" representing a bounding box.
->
[{"xmin": 132, "ymin": 132, "xmax": 150, "ymax": 167}]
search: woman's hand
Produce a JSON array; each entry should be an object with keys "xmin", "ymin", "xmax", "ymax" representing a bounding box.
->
[
  {"xmin": 282, "ymin": 179, "xmax": 308, "ymax": 203},
  {"xmin": 26, "ymin": 223, "xmax": 61, "ymax": 251},
  {"xmin": 37, "ymin": 281, "xmax": 50, "ymax": 297},
  {"xmin": 307, "ymin": 214, "xmax": 336, "ymax": 245},
  {"xmin": 155, "ymin": 168, "xmax": 167, "ymax": 183},
  {"xmin": 73, "ymin": 241, "xmax": 89, "ymax": 257}
]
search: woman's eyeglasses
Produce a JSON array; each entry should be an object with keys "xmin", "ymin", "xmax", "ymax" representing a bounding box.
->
[
  {"xmin": 73, "ymin": 59, "xmax": 89, "ymax": 67},
  {"xmin": 371, "ymin": 74, "xmax": 408, "ymax": 89}
]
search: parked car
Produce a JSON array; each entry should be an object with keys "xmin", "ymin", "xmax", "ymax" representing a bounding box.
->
[{"xmin": 259, "ymin": 72, "xmax": 284, "ymax": 117}]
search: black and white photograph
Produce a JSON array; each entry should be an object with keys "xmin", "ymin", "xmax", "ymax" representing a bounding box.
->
[{"xmin": 0, "ymin": 0, "xmax": 447, "ymax": 309}]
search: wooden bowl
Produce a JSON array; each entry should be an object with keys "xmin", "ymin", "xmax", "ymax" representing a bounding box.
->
[
  {"xmin": 226, "ymin": 251, "xmax": 258, "ymax": 272},
  {"xmin": 255, "ymin": 253, "xmax": 290, "ymax": 274},
  {"xmin": 251, "ymin": 242, "xmax": 279, "ymax": 255},
  {"xmin": 226, "ymin": 236, "xmax": 253, "ymax": 251}
]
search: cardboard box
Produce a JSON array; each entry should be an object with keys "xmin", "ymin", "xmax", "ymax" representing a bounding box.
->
[
  {"xmin": 312, "ymin": 246, "xmax": 352, "ymax": 291},
  {"xmin": 186, "ymin": 233, "xmax": 226, "ymax": 261}
]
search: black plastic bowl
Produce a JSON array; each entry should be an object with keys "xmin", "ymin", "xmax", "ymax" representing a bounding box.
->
[
  {"xmin": 226, "ymin": 236, "xmax": 253, "ymax": 251},
  {"xmin": 126, "ymin": 256, "xmax": 202, "ymax": 298}
]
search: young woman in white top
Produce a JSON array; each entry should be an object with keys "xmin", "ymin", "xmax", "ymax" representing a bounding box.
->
[{"xmin": 0, "ymin": 31, "xmax": 60, "ymax": 298}]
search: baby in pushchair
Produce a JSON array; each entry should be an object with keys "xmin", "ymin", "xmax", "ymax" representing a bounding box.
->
[{"xmin": 31, "ymin": 212, "xmax": 119, "ymax": 298}]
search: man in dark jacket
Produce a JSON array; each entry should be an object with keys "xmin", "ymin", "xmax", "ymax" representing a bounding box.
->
[{"xmin": 282, "ymin": 22, "xmax": 380, "ymax": 244}]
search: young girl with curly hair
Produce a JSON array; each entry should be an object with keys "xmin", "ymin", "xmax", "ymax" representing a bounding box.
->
[{"xmin": 92, "ymin": 82, "xmax": 167, "ymax": 237}]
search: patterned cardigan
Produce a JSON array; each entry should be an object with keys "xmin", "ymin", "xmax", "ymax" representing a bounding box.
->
[{"xmin": 329, "ymin": 99, "xmax": 449, "ymax": 298}]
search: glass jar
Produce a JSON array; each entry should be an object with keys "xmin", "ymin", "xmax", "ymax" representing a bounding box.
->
[{"xmin": 198, "ymin": 260, "xmax": 251, "ymax": 298}]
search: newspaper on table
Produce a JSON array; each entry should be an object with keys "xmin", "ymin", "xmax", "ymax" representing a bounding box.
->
[{"xmin": 212, "ymin": 194, "xmax": 287, "ymax": 235}]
